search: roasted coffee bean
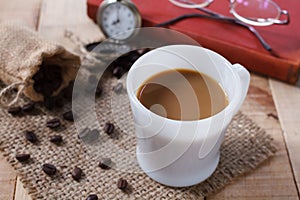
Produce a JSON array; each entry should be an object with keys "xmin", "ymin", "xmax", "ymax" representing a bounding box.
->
[
  {"xmin": 78, "ymin": 127, "xmax": 90, "ymax": 139},
  {"xmin": 117, "ymin": 178, "xmax": 128, "ymax": 190},
  {"xmin": 78, "ymin": 128, "xmax": 99, "ymax": 143},
  {"xmin": 15, "ymin": 154, "xmax": 30, "ymax": 162},
  {"xmin": 50, "ymin": 135, "xmax": 63, "ymax": 145},
  {"xmin": 62, "ymin": 111, "xmax": 74, "ymax": 122},
  {"xmin": 104, "ymin": 122, "xmax": 114, "ymax": 135},
  {"xmin": 62, "ymin": 81, "xmax": 74, "ymax": 100},
  {"xmin": 42, "ymin": 163, "xmax": 57, "ymax": 176},
  {"xmin": 98, "ymin": 158, "xmax": 112, "ymax": 169},
  {"xmin": 33, "ymin": 83, "xmax": 43, "ymax": 93},
  {"xmin": 128, "ymin": 51, "xmax": 140, "ymax": 62},
  {"xmin": 96, "ymin": 85, "xmax": 103, "ymax": 96},
  {"xmin": 21, "ymin": 102, "xmax": 35, "ymax": 112},
  {"xmin": 32, "ymin": 69, "xmax": 44, "ymax": 81},
  {"xmin": 88, "ymin": 75, "xmax": 98, "ymax": 85},
  {"xmin": 25, "ymin": 131, "xmax": 38, "ymax": 143},
  {"xmin": 86, "ymin": 194, "xmax": 98, "ymax": 200},
  {"xmin": 112, "ymin": 66, "xmax": 124, "ymax": 79},
  {"xmin": 8, "ymin": 106, "xmax": 22, "ymax": 116},
  {"xmin": 55, "ymin": 96, "xmax": 64, "ymax": 108},
  {"xmin": 46, "ymin": 118, "xmax": 61, "ymax": 129},
  {"xmin": 113, "ymin": 83, "xmax": 123, "ymax": 94},
  {"xmin": 42, "ymin": 83, "xmax": 54, "ymax": 97},
  {"xmin": 44, "ymin": 96, "xmax": 55, "ymax": 110},
  {"xmin": 71, "ymin": 166, "xmax": 83, "ymax": 181}
]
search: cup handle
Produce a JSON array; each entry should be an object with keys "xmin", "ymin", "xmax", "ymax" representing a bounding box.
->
[{"xmin": 232, "ymin": 64, "xmax": 250, "ymax": 114}]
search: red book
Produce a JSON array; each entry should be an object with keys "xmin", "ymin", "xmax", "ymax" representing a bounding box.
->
[{"xmin": 87, "ymin": 0, "xmax": 300, "ymax": 84}]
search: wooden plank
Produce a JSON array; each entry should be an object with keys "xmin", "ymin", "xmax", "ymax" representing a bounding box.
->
[
  {"xmin": 0, "ymin": 0, "xmax": 41, "ymax": 29},
  {"xmin": 14, "ymin": 177, "xmax": 32, "ymax": 200},
  {"xmin": 0, "ymin": 0, "xmax": 42, "ymax": 199},
  {"xmin": 0, "ymin": 154, "xmax": 16, "ymax": 200},
  {"xmin": 37, "ymin": 0, "xmax": 105, "ymax": 52},
  {"xmin": 208, "ymin": 74, "xmax": 299, "ymax": 199},
  {"xmin": 270, "ymin": 79, "xmax": 300, "ymax": 195},
  {"xmin": 13, "ymin": 0, "xmax": 105, "ymax": 199}
]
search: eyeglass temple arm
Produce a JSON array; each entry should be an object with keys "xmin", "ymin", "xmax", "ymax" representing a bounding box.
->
[{"xmin": 155, "ymin": 13, "xmax": 272, "ymax": 52}]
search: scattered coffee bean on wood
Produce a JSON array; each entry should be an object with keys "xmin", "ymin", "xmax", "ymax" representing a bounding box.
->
[
  {"xmin": 98, "ymin": 158, "xmax": 112, "ymax": 170},
  {"xmin": 117, "ymin": 178, "xmax": 128, "ymax": 190},
  {"xmin": 46, "ymin": 118, "xmax": 61, "ymax": 129},
  {"xmin": 104, "ymin": 122, "xmax": 114, "ymax": 135},
  {"xmin": 21, "ymin": 102, "xmax": 35, "ymax": 112},
  {"xmin": 63, "ymin": 111, "xmax": 74, "ymax": 122},
  {"xmin": 50, "ymin": 135, "xmax": 63, "ymax": 145},
  {"xmin": 25, "ymin": 131, "xmax": 38, "ymax": 143},
  {"xmin": 42, "ymin": 163, "xmax": 57, "ymax": 176},
  {"xmin": 8, "ymin": 106, "xmax": 21, "ymax": 116},
  {"xmin": 71, "ymin": 166, "xmax": 83, "ymax": 181},
  {"xmin": 15, "ymin": 154, "xmax": 30, "ymax": 162},
  {"xmin": 86, "ymin": 194, "xmax": 98, "ymax": 200},
  {"xmin": 113, "ymin": 83, "xmax": 123, "ymax": 94}
]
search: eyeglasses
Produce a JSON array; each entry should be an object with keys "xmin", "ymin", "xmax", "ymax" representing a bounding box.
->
[
  {"xmin": 170, "ymin": 0, "xmax": 289, "ymax": 26},
  {"xmin": 156, "ymin": 0, "xmax": 290, "ymax": 53}
]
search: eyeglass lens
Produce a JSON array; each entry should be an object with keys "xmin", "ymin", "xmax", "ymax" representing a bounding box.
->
[
  {"xmin": 170, "ymin": 0, "xmax": 287, "ymax": 26},
  {"xmin": 231, "ymin": 0, "xmax": 281, "ymax": 26}
]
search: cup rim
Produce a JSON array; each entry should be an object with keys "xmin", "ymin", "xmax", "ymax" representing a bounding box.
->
[{"xmin": 126, "ymin": 45, "xmax": 241, "ymax": 123}]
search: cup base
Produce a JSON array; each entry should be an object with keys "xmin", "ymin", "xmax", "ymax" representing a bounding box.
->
[{"xmin": 136, "ymin": 149, "xmax": 220, "ymax": 187}]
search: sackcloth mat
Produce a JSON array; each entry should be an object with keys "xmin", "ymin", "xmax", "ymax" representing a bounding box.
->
[{"xmin": 0, "ymin": 74, "xmax": 277, "ymax": 200}]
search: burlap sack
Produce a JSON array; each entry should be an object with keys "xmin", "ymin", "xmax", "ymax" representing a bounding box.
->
[{"xmin": 0, "ymin": 23, "xmax": 80, "ymax": 106}]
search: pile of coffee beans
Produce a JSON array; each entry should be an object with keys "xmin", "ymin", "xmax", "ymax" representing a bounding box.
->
[
  {"xmin": 108, "ymin": 49, "xmax": 151, "ymax": 80},
  {"xmin": 10, "ymin": 48, "xmax": 150, "ymax": 198},
  {"xmin": 33, "ymin": 64, "xmax": 62, "ymax": 102}
]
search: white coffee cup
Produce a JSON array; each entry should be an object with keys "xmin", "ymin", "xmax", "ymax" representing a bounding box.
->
[{"xmin": 126, "ymin": 45, "xmax": 250, "ymax": 187}]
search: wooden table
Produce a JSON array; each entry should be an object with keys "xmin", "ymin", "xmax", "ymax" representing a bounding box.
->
[{"xmin": 0, "ymin": 0, "xmax": 300, "ymax": 199}]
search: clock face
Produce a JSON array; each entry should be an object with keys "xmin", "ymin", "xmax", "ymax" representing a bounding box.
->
[{"xmin": 100, "ymin": 2, "xmax": 140, "ymax": 40}]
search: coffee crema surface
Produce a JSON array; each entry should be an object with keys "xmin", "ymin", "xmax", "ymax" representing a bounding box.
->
[{"xmin": 137, "ymin": 69, "xmax": 229, "ymax": 120}]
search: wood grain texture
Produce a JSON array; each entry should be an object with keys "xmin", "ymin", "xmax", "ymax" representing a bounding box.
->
[
  {"xmin": 270, "ymin": 79, "xmax": 300, "ymax": 196},
  {"xmin": 0, "ymin": 0, "xmax": 41, "ymax": 29},
  {"xmin": 14, "ymin": 177, "xmax": 32, "ymax": 200},
  {"xmin": 208, "ymin": 75, "xmax": 299, "ymax": 199},
  {"xmin": 0, "ymin": 0, "xmax": 299, "ymax": 199},
  {"xmin": 0, "ymin": 154, "xmax": 16, "ymax": 200},
  {"xmin": 0, "ymin": 0, "xmax": 41, "ymax": 199},
  {"xmin": 37, "ymin": 0, "xmax": 104, "ymax": 52}
]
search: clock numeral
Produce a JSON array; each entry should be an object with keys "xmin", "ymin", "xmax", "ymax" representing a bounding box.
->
[{"xmin": 127, "ymin": 13, "xmax": 131, "ymax": 17}]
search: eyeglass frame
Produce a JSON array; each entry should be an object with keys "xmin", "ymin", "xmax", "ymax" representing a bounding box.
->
[
  {"xmin": 169, "ymin": 0, "xmax": 289, "ymax": 26},
  {"xmin": 155, "ymin": 0, "xmax": 290, "ymax": 54}
]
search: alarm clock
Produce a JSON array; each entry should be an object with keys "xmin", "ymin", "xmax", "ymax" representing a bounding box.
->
[{"xmin": 96, "ymin": 0, "xmax": 142, "ymax": 41}]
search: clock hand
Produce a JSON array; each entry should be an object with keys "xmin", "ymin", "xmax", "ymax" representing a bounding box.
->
[
  {"xmin": 112, "ymin": 6, "xmax": 121, "ymax": 25},
  {"xmin": 116, "ymin": 4, "xmax": 120, "ymax": 24}
]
